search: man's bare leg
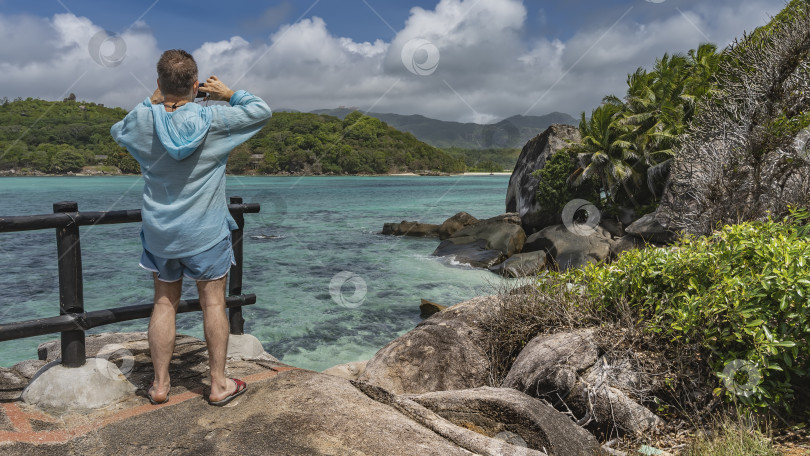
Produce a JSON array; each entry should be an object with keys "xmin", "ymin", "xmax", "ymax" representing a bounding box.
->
[
  {"xmin": 197, "ymin": 275, "xmax": 234, "ymax": 402},
  {"xmin": 148, "ymin": 273, "xmax": 182, "ymax": 402}
]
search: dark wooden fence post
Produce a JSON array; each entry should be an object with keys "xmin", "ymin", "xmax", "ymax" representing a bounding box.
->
[
  {"xmin": 53, "ymin": 201, "xmax": 85, "ymax": 367},
  {"xmin": 228, "ymin": 196, "xmax": 245, "ymax": 335}
]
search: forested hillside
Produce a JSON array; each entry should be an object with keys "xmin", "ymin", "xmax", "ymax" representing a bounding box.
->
[
  {"xmin": 0, "ymin": 99, "xmax": 465, "ymax": 175},
  {"xmin": 229, "ymin": 110, "xmax": 465, "ymax": 174}
]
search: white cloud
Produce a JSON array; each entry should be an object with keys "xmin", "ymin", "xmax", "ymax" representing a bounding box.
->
[{"xmin": 0, "ymin": 0, "xmax": 786, "ymax": 124}]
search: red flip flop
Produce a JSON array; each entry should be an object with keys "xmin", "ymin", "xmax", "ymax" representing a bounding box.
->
[{"xmin": 207, "ymin": 378, "xmax": 247, "ymax": 406}]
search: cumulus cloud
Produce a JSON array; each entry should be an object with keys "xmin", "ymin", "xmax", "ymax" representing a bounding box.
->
[{"xmin": 0, "ymin": 0, "xmax": 785, "ymax": 123}]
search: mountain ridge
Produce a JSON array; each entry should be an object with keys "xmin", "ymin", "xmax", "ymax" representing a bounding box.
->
[{"xmin": 309, "ymin": 108, "xmax": 577, "ymax": 149}]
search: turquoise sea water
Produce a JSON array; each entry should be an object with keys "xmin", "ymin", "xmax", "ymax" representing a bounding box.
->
[{"xmin": 0, "ymin": 175, "xmax": 510, "ymax": 371}]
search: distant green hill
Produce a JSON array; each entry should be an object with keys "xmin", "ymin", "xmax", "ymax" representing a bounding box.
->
[
  {"xmin": 233, "ymin": 110, "xmax": 465, "ymax": 174},
  {"xmin": 0, "ymin": 98, "xmax": 465, "ymax": 175},
  {"xmin": 310, "ymin": 108, "xmax": 576, "ymax": 149},
  {"xmin": 0, "ymin": 97, "xmax": 138, "ymax": 173}
]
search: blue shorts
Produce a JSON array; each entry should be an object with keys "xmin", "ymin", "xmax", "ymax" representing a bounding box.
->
[{"xmin": 139, "ymin": 235, "xmax": 236, "ymax": 282}]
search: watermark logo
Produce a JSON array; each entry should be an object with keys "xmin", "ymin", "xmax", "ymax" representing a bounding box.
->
[
  {"xmin": 401, "ymin": 38, "xmax": 440, "ymax": 76},
  {"xmin": 94, "ymin": 343, "xmax": 135, "ymax": 381},
  {"xmin": 329, "ymin": 271, "xmax": 367, "ymax": 308},
  {"xmin": 644, "ymin": 0, "xmax": 666, "ymax": 3},
  {"xmin": 481, "ymin": 121, "xmax": 520, "ymax": 149},
  {"xmin": 488, "ymin": 431, "xmax": 529, "ymax": 456},
  {"xmin": 793, "ymin": 127, "xmax": 810, "ymax": 162},
  {"xmin": 561, "ymin": 199, "xmax": 601, "ymax": 236},
  {"xmin": 721, "ymin": 359, "xmax": 761, "ymax": 397},
  {"xmin": 88, "ymin": 30, "xmax": 127, "ymax": 68}
]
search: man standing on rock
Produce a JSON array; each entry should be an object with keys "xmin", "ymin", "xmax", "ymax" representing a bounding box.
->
[{"xmin": 111, "ymin": 49, "xmax": 272, "ymax": 406}]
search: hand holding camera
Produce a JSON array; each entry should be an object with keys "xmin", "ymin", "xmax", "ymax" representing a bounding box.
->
[{"xmin": 196, "ymin": 76, "xmax": 235, "ymax": 102}]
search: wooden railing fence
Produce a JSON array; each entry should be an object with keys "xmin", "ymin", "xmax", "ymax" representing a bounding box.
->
[{"xmin": 0, "ymin": 196, "xmax": 259, "ymax": 367}]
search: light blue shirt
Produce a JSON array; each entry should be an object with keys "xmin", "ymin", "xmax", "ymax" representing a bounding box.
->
[{"xmin": 111, "ymin": 90, "xmax": 272, "ymax": 258}]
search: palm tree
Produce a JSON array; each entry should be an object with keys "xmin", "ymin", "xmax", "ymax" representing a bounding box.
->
[
  {"xmin": 565, "ymin": 43, "xmax": 721, "ymax": 205},
  {"xmin": 567, "ymin": 103, "xmax": 641, "ymax": 207}
]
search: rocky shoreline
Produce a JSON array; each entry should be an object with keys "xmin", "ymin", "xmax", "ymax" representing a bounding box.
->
[
  {"xmin": 382, "ymin": 125, "xmax": 676, "ymax": 277},
  {"xmin": 0, "ymin": 286, "xmax": 676, "ymax": 454}
]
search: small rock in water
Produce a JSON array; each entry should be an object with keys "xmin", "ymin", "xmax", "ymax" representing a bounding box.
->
[{"xmin": 420, "ymin": 299, "xmax": 447, "ymax": 318}]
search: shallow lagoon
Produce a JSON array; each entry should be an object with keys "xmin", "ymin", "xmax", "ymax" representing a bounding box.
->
[{"xmin": 0, "ymin": 175, "xmax": 511, "ymax": 370}]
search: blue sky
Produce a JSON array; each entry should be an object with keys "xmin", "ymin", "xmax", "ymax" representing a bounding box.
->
[{"xmin": 0, "ymin": 0, "xmax": 785, "ymax": 122}]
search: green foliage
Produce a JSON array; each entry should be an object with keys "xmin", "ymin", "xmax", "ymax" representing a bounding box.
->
[
  {"xmin": 568, "ymin": 103, "xmax": 639, "ymax": 206},
  {"xmin": 564, "ymin": 43, "xmax": 721, "ymax": 209},
  {"xmin": 443, "ymin": 147, "xmax": 519, "ymax": 172},
  {"xmin": 0, "ymin": 97, "xmax": 129, "ymax": 173},
  {"xmin": 557, "ymin": 209, "xmax": 810, "ymax": 411},
  {"xmin": 0, "ymin": 99, "xmax": 463, "ymax": 175},
  {"xmin": 252, "ymin": 111, "xmax": 465, "ymax": 174},
  {"xmin": 532, "ymin": 149, "xmax": 599, "ymax": 218},
  {"xmin": 104, "ymin": 151, "xmax": 140, "ymax": 174},
  {"xmin": 49, "ymin": 147, "xmax": 87, "ymax": 173}
]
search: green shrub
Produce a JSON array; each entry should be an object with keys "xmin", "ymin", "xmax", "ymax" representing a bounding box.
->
[
  {"xmin": 555, "ymin": 209, "xmax": 810, "ymax": 411},
  {"xmin": 533, "ymin": 149, "xmax": 599, "ymax": 218}
]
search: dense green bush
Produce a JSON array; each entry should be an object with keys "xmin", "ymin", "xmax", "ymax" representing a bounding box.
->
[
  {"xmin": 533, "ymin": 149, "xmax": 599, "ymax": 219},
  {"xmin": 557, "ymin": 209, "xmax": 810, "ymax": 410}
]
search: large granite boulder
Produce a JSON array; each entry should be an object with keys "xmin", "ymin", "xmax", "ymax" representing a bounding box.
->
[
  {"xmin": 5, "ymin": 333, "xmax": 601, "ymax": 455},
  {"xmin": 488, "ymin": 251, "xmax": 547, "ymax": 278},
  {"xmin": 506, "ymin": 124, "xmax": 581, "ymax": 234},
  {"xmin": 503, "ymin": 329, "xmax": 663, "ymax": 436},
  {"xmin": 432, "ymin": 215, "xmax": 526, "ymax": 268},
  {"xmin": 431, "ymin": 239, "xmax": 506, "ymax": 268},
  {"xmin": 358, "ymin": 296, "xmax": 497, "ymax": 394},
  {"xmin": 523, "ymin": 224, "xmax": 611, "ymax": 271},
  {"xmin": 625, "ymin": 213, "xmax": 677, "ymax": 244},
  {"xmin": 503, "ymin": 330, "xmax": 599, "ymax": 395},
  {"xmin": 410, "ymin": 387, "xmax": 602, "ymax": 456},
  {"xmin": 438, "ymin": 211, "xmax": 479, "ymax": 240}
]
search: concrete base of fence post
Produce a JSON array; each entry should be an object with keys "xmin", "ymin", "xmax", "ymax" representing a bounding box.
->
[
  {"xmin": 21, "ymin": 358, "xmax": 136, "ymax": 411},
  {"xmin": 226, "ymin": 334, "xmax": 277, "ymax": 361}
]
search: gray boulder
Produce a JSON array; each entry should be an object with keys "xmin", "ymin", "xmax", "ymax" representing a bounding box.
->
[
  {"xmin": 411, "ymin": 387, "xmax": 602, "ymax": 456},
  {"xmin": 382, "ymin": 221, "xmax": 440, "ymax": 237},
  {"xmin": 625, "ymin": 213, "xmax": 677, "ymax": 244},
  {"xmin": 489, "ymin": 251, "xmax": 547, "ymax": 278},
  {"xmin": 420, "ymin": 298, "xmax": 448, "ymax": 318},
  {"xmin": 524, "ymin": 224, "xmax": 611, "ymax": 271},
  {"xmin": 599, "ymin": 217, "xmax": 624, "ymax": 238},
  {"xmin": 609, "ymin": 235, "xmax": 648, "ymax": 257},
  {"xmin": 432, "ymin": 239, "xmax": 506, "ymax": 268},
  {"xmin": 433, "ymin": 215, "xmax": 526, "ymax": 268},
  {"xmin": 503, "ymin": 329, "xmax": 663, "ymax": 436},
  {"xmin": 358, "ymin": 296, "xmax": 497, "ymax": 394},
  {"xmin": 503, "ymin": 329, "xmax": 599, "ymax": 396},
  {"xmin": 506, "ymin": 124, "xmax": 581, "ymax": 234},
  {"xmin": 567, "ymin": 358, "xmax": 664, "ymax": 435},
  {"xmin": 321, "ymin": 360, "xmax": 368, "ymax": 381},
  {"xmin": 439, "ymin": 211, "xmax": 479, "ymax": 240}
]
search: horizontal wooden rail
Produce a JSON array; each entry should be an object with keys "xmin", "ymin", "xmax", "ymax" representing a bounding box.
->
[
  {"xmin": 0, "ymin": 203, "xmax": 260, "ymax": 233},
  {"xmin": 0, "ymin": 294, "xmax": 256, "ymax": 342}
]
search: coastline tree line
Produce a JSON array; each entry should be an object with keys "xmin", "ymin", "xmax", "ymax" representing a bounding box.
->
[{"xmin": 0, "ymin": 98, "xmax": 500, "ymax": 175}]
